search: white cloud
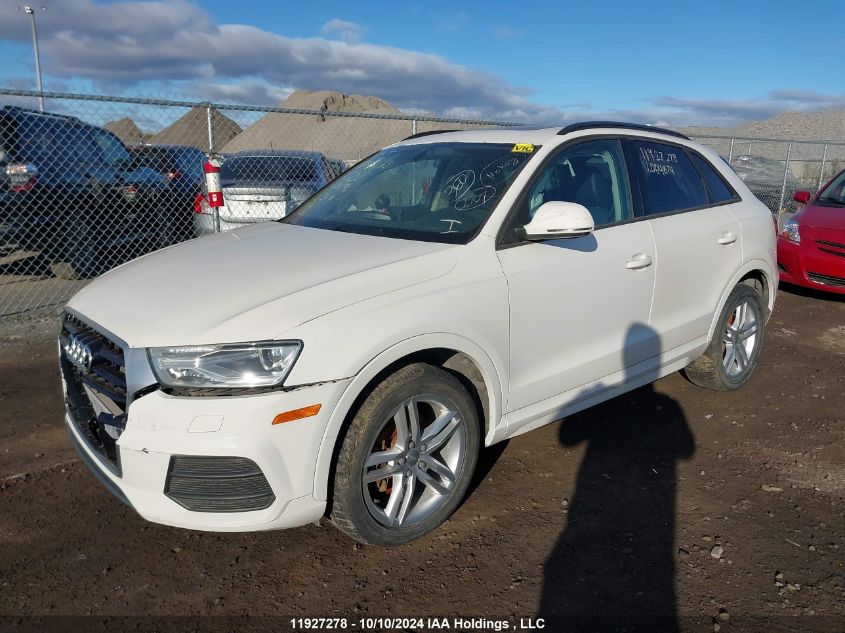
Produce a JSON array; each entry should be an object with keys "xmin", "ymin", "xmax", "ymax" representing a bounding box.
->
[
  {"xmin": 189, "ymin": 80, "xmax": 294, "ymax": 106},
  {"xmin": 0, "ymin": 0, "xmax": 547, "ymax": 119},
  {"xmin": 653, "ymin": 92, "xmax": 845, "ymax": 127},
  {"xmin": 321, "ymin": 18, "xmax": 367, "ymax": 44},
  {"xmin": 0, "ymin": 1, "xmax": 842, "ymax": 127}
]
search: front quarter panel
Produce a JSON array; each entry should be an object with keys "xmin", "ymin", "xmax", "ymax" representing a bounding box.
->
[{"xmin": 278, "ymin": 236, "xmax": 510, "ymax": 502}]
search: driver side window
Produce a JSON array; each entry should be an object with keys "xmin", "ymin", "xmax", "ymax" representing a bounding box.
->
[{"xmin": 523, "ymin": 138, "xmax": 632, "ymax": 229}]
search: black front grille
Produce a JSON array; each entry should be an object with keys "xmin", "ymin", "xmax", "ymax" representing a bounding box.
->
[
  {"xmin": 816, "ymin": 238, "xmax": 845, "ymax": 250},
  {"xmin": 60, "ymin": 313, "xmax": 127, "ymax": 475},
  {"xmin": 164, "ymin": 456, "xmax": 276, "ymax": 513},
  {"xmin": 807, "ymin": 272, "xmax": 845, "ymax": 288}
]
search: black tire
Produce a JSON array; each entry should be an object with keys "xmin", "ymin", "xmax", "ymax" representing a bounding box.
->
[
  {"xmin": 685, "ymin": 284, "xmax": 765, "ymax": 391},
  {"xmin": 49, "ymin": 217, "xmax": 98, "ymax": 280},
  {"xmin": 330, "ymin": 363, "xmax": 481, "ymax": 546}
]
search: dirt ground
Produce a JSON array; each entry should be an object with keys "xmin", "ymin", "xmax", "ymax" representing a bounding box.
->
[{"xmin": 0, "ymin": 286, "xmax": 843, "ymax": 633}]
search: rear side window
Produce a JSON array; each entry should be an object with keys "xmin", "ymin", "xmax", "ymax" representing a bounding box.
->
[
  {"xmin": 72, "ymin": 129, "xmax": 102, "ymax": 164},
  {"xmin": 690, "ymin": 153, "xmax": 736, "ymax": 203},
  {"xmin": 177, "ymin": 149, "xmax": 205, "ymax": 178},
  {"xmin": 92, "ymin": 129, "xmax": 130, "ymax": 167},
  {"xmin": 133, "ymin": 147, "xmax": 177, "ymax": 172},
  {"xmin": 17, "ymin": 116, "xmax": 59, "ymax": 165},
  {"xmin": 630, "ymin": 140, "xmax": 708, "ymax": 215}
]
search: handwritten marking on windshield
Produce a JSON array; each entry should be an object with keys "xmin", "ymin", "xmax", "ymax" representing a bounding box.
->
[
  {"xmin": 443, "ymin": 170, "xmax": 476, "ymax": 201},
  {"xmin": 440, "ymin": 218, "xmax": 463, "ymax": 233},
  {"xmin": 480, "ymin": 154, "xmax": 526, "ymax": 186}
]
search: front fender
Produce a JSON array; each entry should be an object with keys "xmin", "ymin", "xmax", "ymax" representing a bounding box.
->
[{"xmin": 310, "ymin": 332, "xmax": 505, "ymax": 502}]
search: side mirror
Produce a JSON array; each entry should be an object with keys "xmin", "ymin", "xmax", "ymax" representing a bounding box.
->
[
  {"xmin": 793, "ymin": 190, "xmax": 811, "ymax": 204},
  {"xmin": 522, "ymin": 201, "xmax": 595, "ymax": 241}
]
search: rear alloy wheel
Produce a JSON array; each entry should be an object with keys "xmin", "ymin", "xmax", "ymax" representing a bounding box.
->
[
  {"xmin": 330, "ymin": 363, "xmax": 480, "ymax": 545},
  {"xmin": 686, "ymin": 283, "xmax": 765, "ymax": 391}
]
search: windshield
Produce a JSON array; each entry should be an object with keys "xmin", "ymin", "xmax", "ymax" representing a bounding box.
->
[
  {"xmin": 221, "ymin": 156, "xmax": 319, "ymax": 183},
  {"xmin": 93, "ymin": 129, "xmax": 131, "ymax": 167},
  {"xmin": 818, "ymin": 170, "xmax": 845, "ymax": 205},
  {"xmin": 283, "ymin": 142, "xmax": 534, "ymax": 244}
]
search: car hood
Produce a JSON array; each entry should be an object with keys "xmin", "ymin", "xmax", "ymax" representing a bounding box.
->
[
  {"xmin": 67, "ymin": 223, "xmax": 460, "ymax": 348},
  {"xmin": 799, "ymin": 203, "xmax": 845, "ymax": 230}
]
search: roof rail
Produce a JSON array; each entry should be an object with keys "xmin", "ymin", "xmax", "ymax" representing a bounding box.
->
[
  {"xmin": 0, "ymin": 104, "xmax": 82, "ymax": 124},
  {"xmin": 403, "ymin": 129, "xmax": 459, "ymax": 141},
  {"xmin": 558, "ymin": 121, "xmax": 689, "ymax": 140}
]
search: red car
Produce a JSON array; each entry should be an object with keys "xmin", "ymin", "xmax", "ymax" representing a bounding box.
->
[{"xmin": 777, "ymin": 168, "xmax": 845, "ymax": 295}]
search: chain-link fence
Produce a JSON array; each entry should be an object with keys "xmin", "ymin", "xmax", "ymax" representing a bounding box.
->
[
  {"xmin": 1, "ymin": 87, "xmax": 844, "ymax": 319},
  {"xmin": 686, "ymin": 135, "xmax": 845, "ymax": 214}
]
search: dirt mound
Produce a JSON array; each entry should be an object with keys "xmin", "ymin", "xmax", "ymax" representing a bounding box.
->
[
  {"xmin": 151, "ymin": 107, "xmax": 241, "ymax": 152},
  {"xmin": 680, "ymin": 107, "xmax": 845, "ymax": 141},
  {"xmin": 222, "ymin": 90, "xmax": 470, "ymax": 162},
  {"xmin": 282, "ymin": 89, "xmax": 398, "ymax": 114},
  {"xmin": 104, "ymin": 117, "xmax": 144, "ymax": 145}
]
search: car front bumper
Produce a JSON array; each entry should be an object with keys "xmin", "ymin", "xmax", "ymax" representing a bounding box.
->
[
  {"xmin": 64, "ymin": 367, "xmax": 350, "ymax": 532},
  {"xmin": 777, "ymin": 237, "xmax": 845, "ymax": 295}
]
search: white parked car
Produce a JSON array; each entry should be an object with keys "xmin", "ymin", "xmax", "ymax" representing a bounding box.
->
[
  {"xmin": 61, "ymin": 123, "xmax": 776, "ymax": 545},
  {"xmin": 193, "ymin": 150, "xmax": 335, "ymax": 235}
]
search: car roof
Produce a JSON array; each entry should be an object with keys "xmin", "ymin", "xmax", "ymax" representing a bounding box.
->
[
  {"xmin": 0, "ymin": 105, "xmax": 84, "ymax": 126},
  {"xmin": 229, "ymin": 149, "xmax": 326, "ymax": 160},
  {"xmin": 131, "ymin": 144, "xmax": 203, "ymax": 152},
  {"xmin": 398, "ymin": 121, "xmax": 690, "ymax": 147}
]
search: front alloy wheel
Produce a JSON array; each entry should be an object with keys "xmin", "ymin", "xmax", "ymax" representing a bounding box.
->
[
  {"xmin": 330, "ymin": 363, "xmax": 480, "ymax": 545},
  {"xmin": 363, "ymin": 394, "xmax": 466, "ymax": 528}
]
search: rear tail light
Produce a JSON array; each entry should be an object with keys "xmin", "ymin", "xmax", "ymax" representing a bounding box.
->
[
  {"xmin": 165, "ymin": 170, "xmax": 182, "ymax": 181},
  {"xmin": 10, "ymin": 175, "xmax": 38, "ymax": 192},
  {"xmin": 6, "ymin": 163, "xmax": 38, "ymax": 192},
  {"xmin": 120, "ymin": 184, "xmax": 139, "ymax": 203},
  {"xmin": 193, "ymin": 193, "xmax": 209, "ymax": 214}
]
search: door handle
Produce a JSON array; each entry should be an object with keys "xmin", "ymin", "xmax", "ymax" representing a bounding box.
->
[
  {"xmin": 626, "ymin": 253, "xmax": 653, "ymax": 270},
  {"xmin": 718, "ymin": 231, "xmax": 738, "ymax": 245}
]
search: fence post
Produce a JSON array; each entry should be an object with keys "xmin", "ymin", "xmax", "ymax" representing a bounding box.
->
[
  {"xmin": 206, "ymin": 105, "xmax": 215, "ymax": 154},
  {"xmin": 205, "ymin": 106, "xmax": 221, "ymax": 232},
  {"xmin": 412, "ymin": 118, "xmax": 417, "ymax": 136},
  {"xmin": 778, "ymin": 141, "xmax": 793, "ymax": 212},
  {"xmin": 728, "ymin": 138, "xmax": 735, "ymax": 163},
  {"xmin": 818, "ymin": 144, "xmax": 829, "ymax": 190}
]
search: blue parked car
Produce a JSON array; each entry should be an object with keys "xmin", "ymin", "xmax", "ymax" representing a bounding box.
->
[
  {"xmin": 128, "ymin": 144, "xmax": 207, "ymax": 242},
  {"xmin": 0, "ymin": 106, "xmax": 171, "ymax": 278}
]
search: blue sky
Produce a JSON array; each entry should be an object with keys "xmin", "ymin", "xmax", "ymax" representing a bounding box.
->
[{"xmin": 0, "ymin": 0, "xmax": 843, "ymax": 126}]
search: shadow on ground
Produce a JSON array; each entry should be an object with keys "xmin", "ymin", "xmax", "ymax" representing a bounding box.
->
[{"xmin": 539, "ymin": 324, "xmax": 696, "ymax": 631}]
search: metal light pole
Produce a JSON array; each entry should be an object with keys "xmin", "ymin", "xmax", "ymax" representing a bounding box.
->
[{"xmin": 17, "ymin": 6, "xmax": 46, "ymax": 112}]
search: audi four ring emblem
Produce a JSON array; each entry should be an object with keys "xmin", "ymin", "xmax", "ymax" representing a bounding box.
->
[{"xmin": 64, "ymin": 333, "xmax": 94, "ymax": 374}]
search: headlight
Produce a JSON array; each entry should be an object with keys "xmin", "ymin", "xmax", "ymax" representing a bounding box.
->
[
  {"xmin": 779, "ymin": 218, "xmax": 800, "ymax": 244},
  {"xmin": 148, "ymin": 341, "xmax": 302, "ymax": 389}
]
